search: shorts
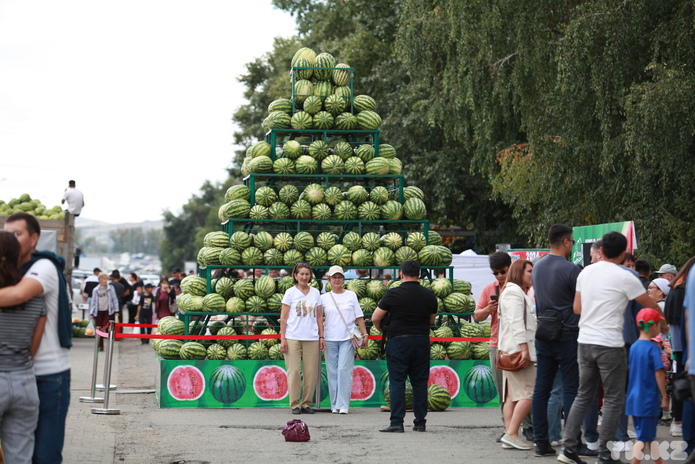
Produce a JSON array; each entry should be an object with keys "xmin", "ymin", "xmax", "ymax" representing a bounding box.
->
[{"xmin": 632, "ymin": 416, "xmax": 658, "ymax": 442}]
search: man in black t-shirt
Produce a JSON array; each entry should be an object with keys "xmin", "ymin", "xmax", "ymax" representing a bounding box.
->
[{"xmin": 372, "ymin": 260, "xmax": 437, "ymax": 433}]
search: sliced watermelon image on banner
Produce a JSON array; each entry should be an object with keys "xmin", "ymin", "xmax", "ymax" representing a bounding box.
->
[
  {"xmin": 351, "ymin": 365, "xmax": 376, "ymax": 401},
  {"xmin": 254, "ymin": 365, "xmax": 289, "ymax": 401},
  {"xmin": 167, "ymin": 365, "xmax": 205, "ymax": 401},
  {"xmin": 428, "ymin": 365, "xmax": 460, "ymax": 399}
]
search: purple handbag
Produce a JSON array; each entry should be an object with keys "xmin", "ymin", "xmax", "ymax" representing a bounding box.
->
[{"xmin": 282, "ymin": 419, "xmax": 311, "ymax": 442}]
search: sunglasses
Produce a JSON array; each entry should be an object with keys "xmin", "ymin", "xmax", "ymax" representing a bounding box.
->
[{"xmin": 492, "ymin": 270, "xmax": 507, "ymax": 276}]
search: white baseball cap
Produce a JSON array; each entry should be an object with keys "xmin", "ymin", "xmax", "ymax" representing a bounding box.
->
[{"xmin": 326, "ymin": 265, "xmax": 345, "ymax": 277}]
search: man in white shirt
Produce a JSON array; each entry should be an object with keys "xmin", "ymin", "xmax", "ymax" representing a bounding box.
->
[
  {"xmin": 0, "ymin": 212, "xmax": 71, "ymax": 463},
  {"xmin": 61, "ymin": 179, "xmax": 84, "ymax": 216},
  {"xmin": 559, "ymin": 232, "xmax": 663, "ymax": 464}
]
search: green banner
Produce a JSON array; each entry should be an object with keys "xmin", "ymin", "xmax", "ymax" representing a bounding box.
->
[
  {"xmin": 572, "ymin": 221, "xmax": 636, "ymax": 266},
  {"xmin": 156, "ymin": 357, "xmax": 498, "ymax": 409}
]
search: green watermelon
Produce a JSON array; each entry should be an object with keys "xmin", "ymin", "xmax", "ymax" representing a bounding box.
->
[
  {"xmin": 305, "ymin": 247, "xmax": 327, "ymax": 267},
  {"xmin": 233, "ymin": 279, "xmax": 255, "ymax": 300},
  {"xmin": 308, "ymin": 140, "xmax": 329, "ymax": 160},
  {"xmin": 268, "ymin": 344, "xmax": 283, "ymax": 360},
  {"xmin": 219, "ymin": 199, "xmax": 251, "ymax": 220},
  {"xmin": 353, "ymin": 94, "xmax": 376, "ymax": 113},
  {"xmin": 302, "ymin": 95, "xmax": 322, "ymax": 115},
  {"xmin": 381, "ymin": 200, "xmax": 403, "ymax": 220},
  {"xmin": 180, "ymin": 342, "xmax": 207, "ymax": 360},
  {"xmin": 359, "ymin": 297, "xmax": 376, "ymax": 315},
  {"xmin": 241, "ymin": 247, "xmax": 263, "ymax": 266},
  {"xmin": 366, "ymin": 280, "xmax": 387, "ymax": 300},
  {"xmin": 226, "ymin": 344, "xmax": 247, "ymax": 360},
  {"xmin": 273, "ymin": 157, "xmax": 296, "ymax": 174},
  {"xmin": 207, "ymin": 343, "xmax": 228, "ymax": 360},
  {"xmin": 321, "ymin": 154, "xmax": 344, "ymax": 174},
  {"xmin": 334, "ymin": 142, "xmax": 353, "ymax": 161},
  {"xmin": 247, "ymin": 158, "xmax": 274, "ymax": 175},
  {"xmin": 404, "ymin": 186, "xmax": 425, "ymax": 201},
  {"xmin": 181, "ymin": 275, "xmax": 207, "ymax": 296},
  {"xmin": 394, "ymin": 246, "xmax": 418, "ymax": 265},
  {"xmin": 268, "ymin": 98, "xmax": 293, "ymax": 114},
  {"xmin": 249, "ymin": 205, "xmax": 269, "ymax": 220},
  {"xmin": 431, "ymin": 278, "xmax": 453, "ymax": 299},
  {"xmin": 332, "ymin": 63, "xmax": 351, "ymax": 86},
  {"xmin": 255, "ymin": 275, "xmax": 276, "ymax": 299},
  {"xmin": 341, "ymin": 231, "xmax": 362, "ymax": 251},
  {"xmin": 333, "ymin": 85, "xmax": 352, "ymax": 100},
  {"xmin": 403, "ymin": 198, "xmax": 427, "ymax": 220},
  {"xmin": 261, "ymin": 328, "xmax": 279, "ymax": 348},
  {"xmin": 365, "ymin": 157, "xmax": 390, "ymax": 175},
  {"xmin": 352, "ymin": 249, "xmax": 373, "ymax": 267},
  {"xmin": 254, "ymin": 187, "xmax": 277, "ymax": 207},
  {"xmin": 463, "ymin": 364, "xmax": 497, "ymax": 404},
  {"xmin": 290, "ymin": 200, "xmax": 312, "ymax": 219},
  {"xmin": 293, "ymin": 79, "xmax": 313, "ymax": 106},
  {"xmin": 268, "ymin": 202, "xmax": 290, "ymax": 220},
  {"xmin": 279, "ymin": 185, "xmax": 300, "ymax": 205},
  {"xmin": 373, "ymin": 247, "xmax": 395, "ymax": 267},
  {"xmin": 273, "ymin": 232, "xmax": 294, "ymax": 252},
  {"xmin": 312, "ymin": 203, "xmax": 332, "ymax": 220},
  {"xmin": 262, "ymin": 111, "xmax": 291, "ymax": 131},
  {"xmin": 344, "ymin": 156, "xmax": 365, "ymax": 175},
  {"xmin": 472, "ymin": 342, "xmax": 490, "ymax": 360},
  {"xmin": 302, "ymin": 183, "xmax": 325, "ymax": 204},
  {"xmin": 418, "ymin": 245, "xmax": 443, "ymax": 266},
  {"xmin": 229, "ymin": 231, "xmax": 251, "ymax": 252},
  {"xmin": 313, "ymin": 80, "xmax": 332, "ymax": 100},
  {"xmin": 282, "ymin": 140, "xmax": 303, "ymax": 160},
  {"xmin": 379, "ymin": 144, "xmax": 396, "ymax": 159},
  {"xmin": 347, "ymin": 279, "xmax": 367, "ymax": 298},
  {"xmin": 249, "ymin": 141, "xmax": 271, "ymax": 158},
  {"xmin": 407, "ymin": 232, "xmax": 427, "ymax": 252},
  {"xmin": 263, "ymin": 248, "xmax": 284, "ymax": 266},
  {"xmin": 215, "ymin": 277, "xmax": 235, "ymax": 298},
  {"xmin": 247, "ymin": 341, "xmax": 269, "ymax": 360},
  {"xmin": 313, "ymin": 111, "xmax": 334, "ymax": 130},
  {"xmin": 356, "ymin": 110, "xmax": 382, "ymax": 130},
  {"xmin": 388, "ymin": 158, "xmax": 403, "ymax": 175},
  {"xmin": 316, "ymin": 232, "xmax": 338, "ymax": 250},
  {"xmin": 361, "ymin": 232, "xmax": 381, "ymax": 251},
  {"xmin": 291, "ymin": 47, "xmax": 317, "ymax": 67},
  {"xmin": 334, "ymin": 112, "xmax": 357, "ymax": 130},
  {"xmin": 252, "ymin": 231, "xmax": 274, "ymax": 252},
  {"xmin": 295, "ymin": 155, "xmax": 318, "ymax": 174},
  {"xmin": 283, "ymin": 249, "xmax": 304, "ymax": 266},
  {"xmin": 382, "ymin": 232, "xmax": 403, "ymax": 251},
  {"xmin": 427, "ymin": 384, "xmax": 452, "ymax": 411},
  {"xmin": 369, "ymin": 186, "xmax": 389, "ymax": 205},
  {"xmin": 427, "ymin": 230, "xmax": 443, "ymax": 246},
  {"xmin": 356, "ymin": 340, "xmax": 380, "ymax": 360},
  {"xmin": 209, "ymin": 365, "xmax": 246, "ymax": 404},
  {"xmin": 356, "ymin": 145, "xmax": 375, "ymax": 163},
  {"xmin": 245, "ymin": 295, "xmax": 267, "ymax": 313},
  {"xmin": 224, "ymin": 184, "xmax": 250, "ymax": 202},
  {"xmin": 323, "ymin": 186, "xmax": 343, "ymax": 206},
  {"xmin": 346, "ymin": 185, "xmax": 368, "ymax": 204},
  {"xmin": 453, "ymin": 279, "xmax": 472, "ymax": 295},
  {"xmin": 430, "ymin": 343, "xmax": 447, "ymax": 360},
  {"xmin": 314, "ymin": 52, "xmax": 336, "ymax": 80},
  {"xmin": 447, "ymin": 341, "xmax": 473, "ymax": 360},
  {"xmin": 203, "ymin": 231, "xmax": 230, "ymax": 248},
  {"xmin": 327, "ymin": 244, "xmax": 351, "ymax": 266},
  {"xmin": 219, "ymin": 248, "xmax": 242, "ymax": 266},
  {"xmin": 158, "ymin": 339, "xmax": 184, "ymax": 359},
  {"xmin": 203, "ymin": 293, "xmax": 226, "ymax": 313},
  {"xmin": 267, "ymin": 293, "xmax": 283, "ymax": 313},
  {"xmin": 324, "ymin": 94, "xmax": 347, "ymax": 116},
  {"xmin": 225, "ymin": 297, "xmax": 246, "ymax": 313},
  {"xmin": 334, "ymin": 200, "xmax": 357, "ymax": 220}
]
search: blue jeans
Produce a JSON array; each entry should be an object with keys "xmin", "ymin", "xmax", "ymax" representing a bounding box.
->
[
  {"xmin": 386, "ymin": 336, "xmax": 430, "ymax": 427},
  {"xmin": 563, "ymin": 344, "xmax": 627, "ymax": 459},
  {"xmin": 532, "ymin": 337, "xmax": 579, "ymax": 445},
  {"xmin": 325, "ymin": 340, "xmax": 355, "ymax": 411},
  {"xmin": 34, "ymin": 369, "xmax": 71, "ymax": 464},
  {"xmin": 0, "ymin": 368, "xmax": 39, "ymax": 464},
  {"xmin": 548, "ymin": 371, "xmax": 563, "ymax": 442}
]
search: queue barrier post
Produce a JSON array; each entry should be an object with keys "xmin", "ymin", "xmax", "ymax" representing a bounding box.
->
[
  {"xmin": 79, "ymin": 325, "xmax": 104, "ymax": 403},
  {"xmin": 92, "ymin": 324, "xmax": 120, "ymax": 415}
]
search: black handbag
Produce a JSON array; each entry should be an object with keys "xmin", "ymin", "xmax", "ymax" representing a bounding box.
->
[
  {"xmin": 535, "ymin": 308, "xmax": 565, "ymax": 342},
  {"xmin": 672, "ymin": 371, "xmax": 693, "ymax": 402}
]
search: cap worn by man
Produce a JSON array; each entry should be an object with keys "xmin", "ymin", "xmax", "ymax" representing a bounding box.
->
[{"xmin": 655, "ymin": 264, "xmax": 677, "ymax": 276}]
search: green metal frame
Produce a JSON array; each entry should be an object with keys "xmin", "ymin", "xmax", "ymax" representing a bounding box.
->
[{"xmin": 265, "ymin": 128, "xmax": 381, "ymax": 159}]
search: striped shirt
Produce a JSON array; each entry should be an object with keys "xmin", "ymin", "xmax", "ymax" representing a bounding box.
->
[{"xmin": 0, "ymin": 296, "xmax": 46, "ymax": 371}]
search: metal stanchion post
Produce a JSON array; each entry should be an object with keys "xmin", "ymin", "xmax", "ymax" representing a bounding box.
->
[
  {"xmin": 96, "ymin": 321, "xmax": 117, "ymax": 392},
  {"xmin": 79, "ymin": 325, "xmax": 104, "ymax": 403},
  {"xmin": 314, "ymin": 348, "xmax": 330, "ymax": 412},
  {"xmin": 92, "ymin": 324, "xmax": 120, "ymax": 415}
]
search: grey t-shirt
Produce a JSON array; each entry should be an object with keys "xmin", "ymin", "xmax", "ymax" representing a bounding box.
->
[{"xmin": 0, "ymin": 295, "xmax": 46, "ymax": 371}]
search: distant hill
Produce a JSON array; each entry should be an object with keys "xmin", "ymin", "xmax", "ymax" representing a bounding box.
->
[{"xmin": 75, "ymin": 217, "xmax": 163, "ymax": 248}]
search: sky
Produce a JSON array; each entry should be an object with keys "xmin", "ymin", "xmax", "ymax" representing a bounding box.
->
[{"xmin": 0, "ymin": 0, "xmax": 297, "ymax": 224}]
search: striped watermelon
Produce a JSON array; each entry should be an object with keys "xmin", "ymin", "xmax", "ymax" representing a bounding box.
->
[
  {"xmin": 219, "ymin": 248, "xmax": 242, "ymax": 266},
  {"xmin": 293, "ymin": 57, "xmax": 313, "ymax": 80},
  {"xmin": 308, "ymin": 140, "xmax": 329, "ymax": 160},
  {"xmin": 434, "ymin": 326, "xmax": 453, "ymax": 346},
  {"xmin": 282, "ymin": 140, "xmax": 303, "ymax": 160},
  {"xmin": 334, "ymin": 142, "xmax": 353, "ymax": 161},
  {"xmin": 313, "ymin": 80, "xmax": 332, "ymax": 100},
  {"xmin": 247, "ymin": 341, "xmax": 269, "ymax": 360},
  {"xmin": 158, "ymin": 316, "xmax": 184, "ymax": 335},
  {"xmin": 341, "ymin": 231, "xmax": 362, "ymax": 251},
  {"xmin": 252, "ymin": 231, "xmax": 274, "ymax": 251},
  {"xmin": 208, "ymin": 320, "xmax": 226, "ymax": 335},
  {"xmin": 406, "ymin": 232, "xmax": 427, "ymax": 252},
  {"xmin": 302, "ymin": 95, "xmax": 322, "ymax": 115},
  {"xmin": 430, "ymin": 343, "xmax": 447, "ymax": 360},
  {"xmin": 333, "ymin": 85, "xmax": 352, "ymax": 100},
  {"xmin": 313, "ymin": 111, "xmax": 334, "ymax": 130},
  {"xmin": 225, "ymin": 297, "xmax": 246, "ymax": 314},
  {"xmin": 431, "ymin": 278, "xmax": 453, "ymax": 299},
  {"xmin": 207, "ymin": 343, "xmax": 227, "ymax": 360},
  {"xmin": 245, "ymin": 295, "xmax": 267, "ymax": 313},
  {"xmin": 219, "ymin": 199, "xmax": 251, "ymax": 220},
  {"xmin": 382, "ymin": 232, "xmax": 403, "ymax": 251},
  {"xmin": 305, "ymin": 247, "xmax": 327, "ymax": 267},
  {"xmin": 248, "ymin": 156, "xmax": 273, "ymax": 174},
  {"xmin": 379, "ymin": 144, "xmax": 396, "ymax": 159},
  {"xmin": 181, "ymin": 275, "xmax": 207, "ymax": 296},
  {"xmin": 365, "ymin": 157, "xmax": 390, "ymax": 176},
  {"xmin": 302, "ymin": 183, "xmax": 325, "ymax": 204},
  {"xmin": 438, "ymin": 245, "xmax": 453, "ymax": 266},
  {"xmin": 226, "ymin": 344, "xmax": 247, "ymax": 360},
  {"xmin": 323, "ymin": 186, "xmax": 343, "ymax": 206},
  {"xmin": 267, "ymin": 293, "xmax": 283, "ymax": 313},
  {"xmin": 442, "ymin": 293, "xmax": 467, "ymax": 313},
  {"xmin": 369, "ymin": 186, "xmax": 389, "ymax": 205},
  {"xmin": 268, "ymin": 98, "xmax": 293, "ymax": 114},
  {"xmin": 316, "ymin": 232, "xmax": 338, "ymax": 250},
  {"xmin": 187, "ymin": 296, "xmax": 204, "ymax": 312},
  {"xmin": 460, "ymin": 322, "xmax": 485, "ymax": 338},
  {"xmin": 356, "ymin": 110, "xmax": 382, "ymax": 130},
  {"xmin": 255, "ymin": 187, "xmax": 277, "ymax": 207},
  {"xmin": 229, "ymin": 230, "xmax": 251, "ymax": 251},
  {"xmin": 268, "ymin": 202, "xmax": 290, "ymax": 220},
  {"xmin": 403, "ymin": 198, "xmax": 427, "ymax": 220},
  {"xmin": 334, "ymin": 200, "xmax": 357, "ymax": 220},
  {"xmin": 268, "ymin": 344, "xmax": 283, "ymax": 360},
  {"xmin": 327, "ymin": 244, "xmax": 351, "ymax": 266},
  {"xmin": 427, "ymin": 384, "xmax": 452, "ymax": 411},
  {"xmin": 263, "ymin": 248, "xmax": 284, "ymax": 266},
  {"xmin": 196, "ymin": 247, "xmax": 220, "ymax": 267},
  {"xmin": 293, "ymin": 231, "xmax": 314, "ymax": 252},
  {"xmin": 344, "ymin": 156, "xmax": 365, "ymax": 174},
  {"xmin": 321, "ymin": 154, "xmax": 344, "ymax": 174},
  {"xmin": 158, "ymin": 339, "xmax": 184, "ymax": 360},
  {"xmin": 215, "ymin": 277, "xmax": 235, "ymax": 299},
  {"xmin": 249, "ymin": 141, "xmax": 271, "ymax": 158},
  {"xmin": 346, "ymin": 185, "xmax": 368, "ymax": 204},
  {"xmin": 332, "ymin": 63, "xmax": 351, "ymax": 86},
  {"xmin": 203, "ymin": 293, "xmax": 226, "ymax": 313},
  {"xmin": 381, "ymin": 200, "xmax": 403, "ymax": 220},
  {"xmin": 295, "ymin": 155, "xmax": 318, "ymax": 174},
  {"xmin": 356, "ymin": 201, "xmax": 380, "ymax": 221},
  {"xmin": 311, "ymin": 203, "xmax": 332, "ymax": 220},
  {"xmin": 334, "ymin": 112, "xmax": 357, "ymax": 130},
  {"xmin": 324, "ymin": 94, "xmax": 347, "ymax": 116},
  {"xmin": 472, "ymin": 342, "xmax": 490, "ymax": 360},
  {"xmin": 241, "ymin": 247, "xmax": 263, "ymax": 266},
  {"xmin": 353, "ymin": 94, "xmax": 376, "ymax": 113},
  {"xmin": 283, "ymin": 249, "xmax": 304, "ymax": 266},
  {"xmin": 447, "ymin": 341, "xmax": 472, "ymax": 360},
  {"xmin": 346, "ymin": 279, "xmax": 367, "ymax": 298},
  {"xmin": 279, "ymin": 185, "xmax": 299, "ymax": 205},
  {"xmin": 373, "ymin": 247, "xmax": 395, "ymax": 267},
  {"xmin": 366, "ymin": 280, "xmax": 387, "ymax": 300},
  {"xmin": 209, "ymin": 365, "xmax": 246, "ymax": 404},
  {"xmin": 224, "ymin": 184, "xmax": 250, "ymax": 202},
  {"xmin": 361, "ymin": 232, "xmax": 381, "ymax": 251},
  {"xmin": 203, "ymin": 231, "xmax": 229, "ymax": 248},
  {"xmin": 427, "ymin": 230, "xmax": 443, "ymax": 246},
  {"xmin": 356, "ymin": 340, "xmax": 380, "ymax": 360},
  {"xmin": 261, "ymin": 328, "xmax": 279, "ymax": 348},
  {"xmin": 249, "ymin": 205, "xmax": 269, "ymax": 220},
  {"xmin": 291, "ymin": 47, "xmax": 317, "ymax": 67},
  {"xmin": 463, "ymin": 364, "xmax": 496, "ymax": 404},
  {"xmin": 290, "ymin": 199, "xmax": 312, "ymax": 219},
  {"xmin": 180, "ymin": 342, "xmax": 207, "ymax": 360},
  {"xmin": 293, "ymin": 79, "xmax": 313, "ymax": 106},
  {"xmin": 394, "ymin": 246, "xmax": 418, "ymax": 265},
  {"xmin": 388, "ymin": 158, "xmax": 403, "ymax": 175},
  {"xmin": 273, "ymin": 232, "xmax": 294, "ymax": 252},
  {"xmin": 314, "ymin": 52, "xmax": 336, "ymax": 80},
  {"xmin": 418, "ymin": 245, "xmax": 443, "ymax": 266},
  {"xmin": 255, "ymin": 275, "xmax": 276, "ymax": 299},
  {"xmin": 356, "ymin": 145, "xmax": 375, "ymax": 163},
  {"xmin": 352, "ymin": 249, "xmax": 373, "ymax": 267},
  {"xmin": 359, "ymin": 297, "xmax": 376, "ymax": 315},
  {"xmin": 262, "ymin": 111, "xmax": 291, "ymax": 130},
  {"xmin": 453, "ymin": 280, "xmax": 472, "ymax": 295},
  {"xmin": 404, "ymin": 186, "xmax": 425, "ymax": 201},
  {"xmin": 234, "ymin": 279, "xmax": 255, "ymax": 300}
]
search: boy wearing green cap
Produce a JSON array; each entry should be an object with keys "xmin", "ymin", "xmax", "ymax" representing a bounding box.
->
[{"xmin": 625, "ymin": 308, "xmax": 669, "ymax": 464}]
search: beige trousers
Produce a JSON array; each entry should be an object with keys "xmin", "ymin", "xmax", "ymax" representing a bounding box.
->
[{"xmin": 284, "ymin": 339, "xmax": 320, "ymax": 409}]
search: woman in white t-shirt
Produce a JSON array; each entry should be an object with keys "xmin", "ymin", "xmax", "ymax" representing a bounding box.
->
[
  {"xmin": 280, "ymin": 263, "xmax": 325, "ymax": 414},
  {"xmin": 320, "ymin": 266, "xmax": 368, "ymax": 414}
]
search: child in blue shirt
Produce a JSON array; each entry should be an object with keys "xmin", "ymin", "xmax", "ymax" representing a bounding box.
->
[{"xmin": 625, "ymin": 308, "xmax": 669, "ymax": 464}]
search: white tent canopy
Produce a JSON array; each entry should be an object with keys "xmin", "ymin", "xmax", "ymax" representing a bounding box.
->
[{"xmin": 451, "ymin": 250, "xmax": 494, "ymax": 305}]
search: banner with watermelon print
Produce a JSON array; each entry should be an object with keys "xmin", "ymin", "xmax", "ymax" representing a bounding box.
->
[
  {"xmin": 156, "ymin": 357, "xmax": 499, "ymax": 409},
  {"xmin": 571, "ymin": 221, "xmax": 637, "ymax": 266}
]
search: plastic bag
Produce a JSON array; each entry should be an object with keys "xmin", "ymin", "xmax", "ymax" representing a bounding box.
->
[{"xmin": 133, "ymin": 325, "xmax": 141, "ymax": 335}]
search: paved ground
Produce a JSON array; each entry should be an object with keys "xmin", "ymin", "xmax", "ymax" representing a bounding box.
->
[{"xmin": 62, "ymin": 336, "xmax": 685, "ymax": 464}]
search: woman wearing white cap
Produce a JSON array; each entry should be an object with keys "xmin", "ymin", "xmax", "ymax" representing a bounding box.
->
[
  {"xmin": 648, "ymin": 278, "xmax": 671, "ymax": 310},
  {"xmin": 320, "ymin": 265, "xmax": 368, "ymax": 414}
]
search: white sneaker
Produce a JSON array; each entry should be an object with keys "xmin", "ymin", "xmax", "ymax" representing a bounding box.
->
[
  {"xmin": 339, "ymin": 409, "xmax": 348, "ymax": 414},
  {"xmin": 331, "ymin": 409, "xmax": 339, "ymax": 414},
  {"xmin": 586, "ymin": 441, "xmax": 598, "ymax": 451},
  {"xmin": 627, "ymin": 430, "xmax": 637, "ymax": 439},
  {"xmin": 501, "ymin": 443, "xmax": 513, "ymax": 449},
  {"xmin": 671, "ymin": 422, "xmax": 683, "ymax": 437}
]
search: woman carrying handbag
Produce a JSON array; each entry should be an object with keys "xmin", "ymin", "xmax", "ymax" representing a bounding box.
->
[
  {"xmin": 497, "ymin": 259, "xmax": 537, "ymax": 450},
  {"xmin": 320, "ymin": 266, "xmax": 368, "ymax": 414}
]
